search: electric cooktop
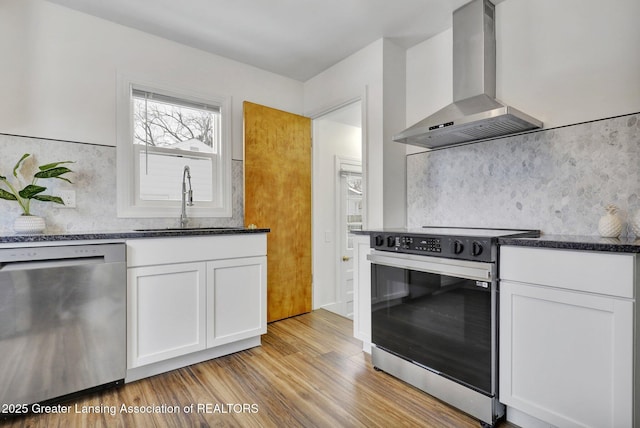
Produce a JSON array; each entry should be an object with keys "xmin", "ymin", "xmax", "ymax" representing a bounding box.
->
[{"xmin": 370, "ymin": 226, "xmax": 540, "ymax": 262}]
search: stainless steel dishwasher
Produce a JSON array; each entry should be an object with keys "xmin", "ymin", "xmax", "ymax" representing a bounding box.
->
[{"xmin": 0, "ymin": 243, "xmax": 126, "ymax": 409}]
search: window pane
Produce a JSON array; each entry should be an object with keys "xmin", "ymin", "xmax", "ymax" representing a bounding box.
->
[
  {"xmin": 133, "ymin": 93, "xmax": 220, "ymax": 155},
  {"xmin": 137, "ymin": 148, "xmax": 214, "ymax": 202},
  {"xmin": 342, "ymin": 173, "xmax": 362, "ymax": 251}
]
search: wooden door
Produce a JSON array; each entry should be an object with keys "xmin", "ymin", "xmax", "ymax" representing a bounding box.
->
[{"xmin": 243, "ymin": 101, "xmax": 312, "ymax": 322}]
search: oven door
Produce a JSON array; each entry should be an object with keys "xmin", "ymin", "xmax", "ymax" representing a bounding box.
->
[{"xmin": 368, "ymin": 250, "xmax": 496, "ymax": 395}]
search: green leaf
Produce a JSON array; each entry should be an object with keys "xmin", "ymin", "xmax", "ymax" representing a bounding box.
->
[
  {"xmin": 34, "ymin": 166, "xmax": 73, "ymax": 180},
  {"xmin": 33, "ymin": 194, "xmax": 64, "ymax": 204},
  {"xmin": 0, "ymin": 188, "xmax": 17, "ymax": 201},
  {"xmin": 18, "ymin": 184, "xmax": 46, "ymax": 199},
  {"xmin": 38, "ymin": 160, "xmax": 74, "ymax": 171},
  {"xmin": 13, "ymin": 153, "xmax": 30, "ymax": 178}
]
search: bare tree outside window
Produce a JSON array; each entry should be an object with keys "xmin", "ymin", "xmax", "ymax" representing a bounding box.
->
[{"xmin": 133, "ymin": 95, "xmax": 219, "ymax": 154}]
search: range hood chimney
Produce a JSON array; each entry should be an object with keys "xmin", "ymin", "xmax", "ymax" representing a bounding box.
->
[{"xmin": 393, "ymin": 0, "xmax": 542, "ymax": 149}]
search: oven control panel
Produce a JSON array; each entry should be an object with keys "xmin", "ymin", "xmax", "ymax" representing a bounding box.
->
[{"xmin": 371, "ymin": 233, "xmax": 493, "ymax": 262}]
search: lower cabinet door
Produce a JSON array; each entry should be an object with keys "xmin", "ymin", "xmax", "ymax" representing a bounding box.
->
[
  {"xmin": 353, "ymin": 235, "xmax": 371, "ymax": 346},
  {"xmin": 206, "ymin": 256, "xmax": 267, "ymax": 347},
  {"xmin": 128, "ymin": 262, "xmax": 207, "ymax": 368},
  {"xmin": 499, "ymin": 280, "xmax": 634, "ymax": 428}
]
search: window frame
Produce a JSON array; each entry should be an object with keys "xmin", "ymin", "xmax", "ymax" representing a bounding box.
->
[{"xmin": 116, "ymin": 74, "xmax": 232, "ymax": 218}]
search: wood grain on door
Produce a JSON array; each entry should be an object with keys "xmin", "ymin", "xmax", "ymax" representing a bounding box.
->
[{"xmin": 243, "ymin": 101, "xmax": 312, "ymax": 322}]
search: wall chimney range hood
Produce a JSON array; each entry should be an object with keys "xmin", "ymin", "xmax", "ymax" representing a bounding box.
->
[{"xmin": 394, "ymin": 0, "xmax": 542, "ymax": 149}]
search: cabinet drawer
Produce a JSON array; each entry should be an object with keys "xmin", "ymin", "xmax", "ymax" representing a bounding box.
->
[
  {"xmin": 500, "ymin": 246, "xmax": 635, "ymax": 298},
  {"xmin": 127, "ymin": 234, "xmax": 267, "ymax": 267}
]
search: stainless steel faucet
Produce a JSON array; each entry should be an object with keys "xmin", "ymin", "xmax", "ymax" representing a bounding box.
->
[{"xmin": 180, "ymin": 165, "xmax": 193, "ymax": 228}]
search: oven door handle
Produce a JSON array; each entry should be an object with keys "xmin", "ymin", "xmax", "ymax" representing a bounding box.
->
[{"xmin": 367, "ymin": 251, "xmax": 493, "ymax": 282}]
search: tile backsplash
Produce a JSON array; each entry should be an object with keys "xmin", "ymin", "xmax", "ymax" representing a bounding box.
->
[
  {"xmin": 4, "ymin": 112, "xmax": 639, "ymax": 237},
  {"xmin": 407, "ymin": 113, "xmax": 640, "ymax": 236},
  {"xmin": 0, "ymin": 134, "xmax": 243, "ymax": 233}
]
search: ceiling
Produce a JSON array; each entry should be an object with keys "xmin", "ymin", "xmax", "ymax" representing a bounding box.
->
[{"xmin": 45, "ymin": 0, "xmax": 470, "ymax": 82}]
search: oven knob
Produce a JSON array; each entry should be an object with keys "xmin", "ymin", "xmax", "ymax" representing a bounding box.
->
[
  {"xmin": 453, "ymin": 240, "xmax": 464, "ymax": 254},
  {"xmin": 387, "ymin": 236, "xmax": 396, "ymax": 247},
  {"xmin": 374, "ymin": 235, "xmax": 384, "ymax": 246},
  {"xmin": 472, "ymin": 241, "xmax": 484, "ymax": 256}
]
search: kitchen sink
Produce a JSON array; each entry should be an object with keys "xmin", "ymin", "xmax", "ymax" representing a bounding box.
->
[{"xmin": 134, "ymin": 227, "xmax": 239, "ymax": 232}]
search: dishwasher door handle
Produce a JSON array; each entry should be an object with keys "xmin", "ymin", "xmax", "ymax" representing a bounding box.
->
[{"xmin": 0, "ymin": 256, "xmax": 106, "ymax": 271}]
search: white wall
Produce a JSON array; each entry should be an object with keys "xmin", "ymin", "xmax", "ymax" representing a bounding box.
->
[
  {"xmin": 405, "ymin": 0, "xmax": 640, "ymax": 155},
  {"xmin": 304, "ymin": 40, "xmax": 384, "ymax": 228},
  {"xmin": 0, "ymin": 0, "xmax": 303, "ymax": 160},
  {"xmin": 382, "ymin": 40, "xmax": 407, "ymax": 228},
  {"xmin": 405, "ymin": 29, "xmax": 452, "ymax": 155},
  {"xmin": 312, "ymin": 115, "xmax": 361, "ymax": 310},
  {"xmin": 497, "ymin": 0, "xmax": 640, "ymax": 128},
  {"xmin": 304, "ymin": 38, "xmax": 407, "ymax": 229}
]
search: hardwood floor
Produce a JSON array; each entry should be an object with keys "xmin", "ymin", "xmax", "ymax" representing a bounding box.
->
[{"xmin": 1, "ymin": 310, "xmax": 515, "ymax": 427}]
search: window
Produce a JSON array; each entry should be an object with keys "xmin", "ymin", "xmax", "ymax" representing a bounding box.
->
[{"xmin": 117, "ymin": 76, "xmax": 231, "ymax": 218}]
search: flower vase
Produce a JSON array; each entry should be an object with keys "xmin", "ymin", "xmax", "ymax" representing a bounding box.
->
[{"xmin": 13, "ymin": 215, "xmax": 46, "ymax": 234}]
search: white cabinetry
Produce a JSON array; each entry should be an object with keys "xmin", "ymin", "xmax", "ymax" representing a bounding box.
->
[
  {"xmin": 128, "ymin": 262, "xmax": 207, "ymax": 367},
  {"xmin": 499, "ymin": 246, "xmax": 637, "ymax": 428},
  {"xmin": 126, "ymin": 234, "xmax": 267, "ymax": 382},
  {"xmin": 206, "ymin": 257, "xmax": 266, "ymax": 347},
  {"xmin": 352, "ymin": 234, "xmax": 372, "ymax": 353}
]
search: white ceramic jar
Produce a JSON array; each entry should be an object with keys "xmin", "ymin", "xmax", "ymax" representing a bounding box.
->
[
  {"xmin": 13, "ymin": 215, "xmax": 46, "ymax": 234},
  {"xmin": 597, "ymin": 204, "xmax": 623, "ymax": 238}
]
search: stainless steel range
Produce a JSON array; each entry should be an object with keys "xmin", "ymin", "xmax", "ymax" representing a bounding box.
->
[{"xmin": 368, "ymin": 227, "xmax": 539, "ymax": 428}]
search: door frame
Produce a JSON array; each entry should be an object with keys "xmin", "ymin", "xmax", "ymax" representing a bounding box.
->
[{"xmin": 310, "ymin": 95, "xmax": 366, "ymax": 312}]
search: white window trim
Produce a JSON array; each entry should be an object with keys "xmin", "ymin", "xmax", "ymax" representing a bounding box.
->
[{"xmin": 116, "ymin": 73, "xmax": 232, "ymax": 218}]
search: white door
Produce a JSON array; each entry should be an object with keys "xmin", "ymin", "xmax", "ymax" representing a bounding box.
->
[{"xmin": 336, "ymin": 158, "xmax": 362, "ymax": 319}]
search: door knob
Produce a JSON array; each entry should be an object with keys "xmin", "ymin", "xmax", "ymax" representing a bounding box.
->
[{"xmin": 342, "ymin": 256, "xmax": 351, "ymax": 262}]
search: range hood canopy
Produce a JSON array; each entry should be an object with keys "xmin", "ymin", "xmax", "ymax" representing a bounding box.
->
[{"xmin": 394, "ymin": 0, "xmax": 542, "ymax": 149}]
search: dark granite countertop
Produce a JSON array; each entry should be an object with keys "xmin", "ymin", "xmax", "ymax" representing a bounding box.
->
[
  {"xmin": 353, "ymin": 229, "xmax": 640, "ymax": 253},
  {"xmin": 499, "ymin": 234, "xmax": 640, "ymax": 253},
  {"xmin": 0, "ymin": 227, "xmax": 270, "ymax": 245}
]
